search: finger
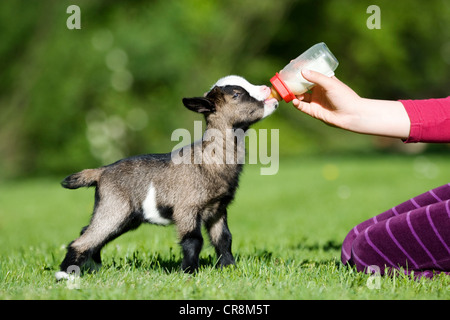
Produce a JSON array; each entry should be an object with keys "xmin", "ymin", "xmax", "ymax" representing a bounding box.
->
[
  {"xmin": 292, "ymin": 99, "xmax": 305, "ymax": 111},
  {"xmin": 292, "ymin": 100, "xmax": 312, "ymax": 115},
  {"xmin": 293, "ymin": 95, "xmax": 305, "ymax": 106},
  {"xmin": 330, "ymin": 75, "xmax": 353, "ymax": 91},
  {"xmin": 298, "ymin": 92, "xmax": 312, "ymax": 103},
  {"xmin": 302, "ymin": 69, "xmax": 337, "ymax": 90}
]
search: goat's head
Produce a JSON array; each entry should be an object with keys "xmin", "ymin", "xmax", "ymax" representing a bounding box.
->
[{"xmin": 182, "ymin": 75, "xmax": 278, "ymax": 130}]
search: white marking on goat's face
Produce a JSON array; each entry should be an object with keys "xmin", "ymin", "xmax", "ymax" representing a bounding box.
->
[
  {"xmin": 142, "ymin": 183, "xmax": 172, "ymax": 226},
  {"xmin": 210, "ymin": 75, "xmax": 278, "ymax": 120},
  {"xmin": 211, "ymin": 75, "xmax": 271, "ymax": 101},
  {"xmin": 263, "ymin": 98, "xmax": 278, "ymax": 118}
]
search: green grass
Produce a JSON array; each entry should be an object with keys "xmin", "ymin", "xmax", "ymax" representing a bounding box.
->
[{"xmin": 1, "ymin": 154, "xmax": 450, "ymax": 300}]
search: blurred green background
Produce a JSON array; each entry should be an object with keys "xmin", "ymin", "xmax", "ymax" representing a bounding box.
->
[{"xmin": 1, "ymin": 0, "xmax": 449, "ymax": 178}]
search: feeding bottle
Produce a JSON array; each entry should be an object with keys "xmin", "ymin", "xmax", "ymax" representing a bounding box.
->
[{"xmin": 268, "ymin": 42, "xmax": 339, "ymax": 102}]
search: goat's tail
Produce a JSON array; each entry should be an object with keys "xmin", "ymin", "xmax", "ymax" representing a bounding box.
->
[{"xmin": 61, "ymin": 168, "xmax": 104, "ymax": 189}]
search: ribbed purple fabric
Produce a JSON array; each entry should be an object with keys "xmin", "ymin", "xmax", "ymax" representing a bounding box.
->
[{"xmin": 341, "ymin": 183, "xmax": 450, "ymax": 279}]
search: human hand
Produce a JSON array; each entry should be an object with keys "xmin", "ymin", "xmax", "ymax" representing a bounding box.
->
[
  {"xmin": 292, "ymin": 69, "xmax": 362, "ymax": 131},
  {"xmin": 292, "ymin": 69, "xmax": 410, "ymax": 139}
]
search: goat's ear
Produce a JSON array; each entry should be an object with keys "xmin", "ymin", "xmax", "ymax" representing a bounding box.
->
[{"xmin": 182, "ymin": 97, "xmax": 215, "ymax": 114}]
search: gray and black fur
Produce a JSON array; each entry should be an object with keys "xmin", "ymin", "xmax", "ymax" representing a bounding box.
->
[{"xmin": 57, "ymin": 78, "xmax": 278, "ymax": 277}]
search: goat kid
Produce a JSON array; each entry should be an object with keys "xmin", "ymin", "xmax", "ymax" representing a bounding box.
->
[{"xmin": 56, "ymin": 76, "xmax": 278, "ymax": 280}]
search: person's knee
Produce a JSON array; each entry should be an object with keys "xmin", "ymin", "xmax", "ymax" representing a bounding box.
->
[
  {"xmin": 341, "ymin": 227, "xmax": 357, "ymax": 265},
  {"xmin": 350, "ymin": 230, "xmax": 384, "ymax": 273}
]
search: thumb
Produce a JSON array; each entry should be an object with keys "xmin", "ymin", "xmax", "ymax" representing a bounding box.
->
[{"xmin": 302, "ymin": 69, "xmax": 337, "ymax": 90}]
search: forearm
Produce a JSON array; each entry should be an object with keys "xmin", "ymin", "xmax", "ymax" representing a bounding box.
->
[
  {"xmin": 293, "ymin": 70, "xmax": 412, "ymax": 140},
  {"xmin": 345, "ymin": 98, "xmax": 411, "ymax": 140}
]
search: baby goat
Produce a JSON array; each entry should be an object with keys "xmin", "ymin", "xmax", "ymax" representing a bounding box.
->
[{"xmin": 56, "ymin": 76, "xmax": 278, "ymax": 280}]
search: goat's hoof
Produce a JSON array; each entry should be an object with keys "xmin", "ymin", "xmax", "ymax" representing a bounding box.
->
[
  {"xmin": 83, "ymin": 258, "xmax": 102, "ymax": 273},
  {"xmin": 181, "ymin": 265, "xmax": 198, "ymax": 274},
  {"xmin": 55, "ymin": 271, "xmax": 69, "ymax": 281}
]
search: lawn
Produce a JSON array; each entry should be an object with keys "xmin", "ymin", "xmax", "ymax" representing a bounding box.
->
[{"xmin": 1, "ymin": 154, "xmax": 450, "ymax": 300}]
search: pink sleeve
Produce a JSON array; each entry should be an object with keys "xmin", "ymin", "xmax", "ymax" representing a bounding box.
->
[{"xmin": 400, "ymin": 97, "xmax": 450, "ymax": 143}]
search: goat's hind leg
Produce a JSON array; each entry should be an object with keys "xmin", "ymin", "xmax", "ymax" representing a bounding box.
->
[
  {"xmin": 56, "ymin": 195, "xmax": 132, "ymax": 280},
  {"xmin": 79, "ymin": 225, "xmax": 103, "ymax": 271}
]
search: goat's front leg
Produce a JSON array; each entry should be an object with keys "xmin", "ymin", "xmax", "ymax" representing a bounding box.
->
[
  {"xmin": 176, "ymin": 213, "xmax": 203, "ymax": 273},
  {"xmin": 205, "ymin": 213, "xmax": 235, "ymax": 268}
]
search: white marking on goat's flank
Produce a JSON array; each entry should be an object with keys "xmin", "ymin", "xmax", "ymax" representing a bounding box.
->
[
  {"xmin": 212, "ymin": 75, "xmax": 267, "ymax": 101},
  {"xmin": 142, "ymin": 182, "xmax": 172, "ymax": 225}
]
